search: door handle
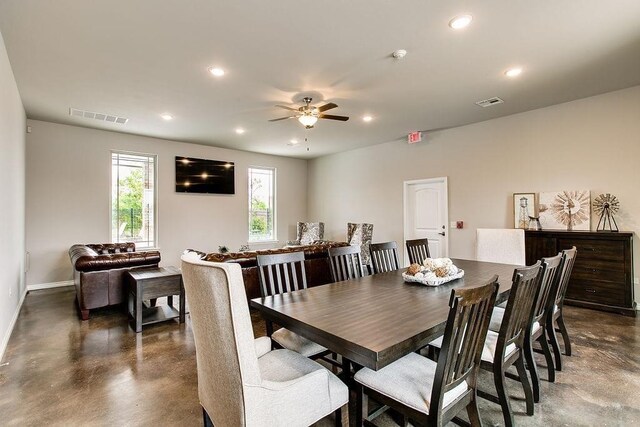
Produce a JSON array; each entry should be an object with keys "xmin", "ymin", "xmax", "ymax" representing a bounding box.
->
[{"xmin": 438, "ymin": 232, "xmax": 446, "ymax": 236}]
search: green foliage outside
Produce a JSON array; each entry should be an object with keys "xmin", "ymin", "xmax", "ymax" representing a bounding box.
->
[
  {"xmin": 250, "ymin": 177, "xmax": 272, "ymax": 237},
  {"xmin": 116, "ymin": 169, "xmax": 144, "ymax": 237}
]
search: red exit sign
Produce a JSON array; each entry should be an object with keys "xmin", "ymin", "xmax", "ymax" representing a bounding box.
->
[{"xmin": 407, "ymin": 131, "xmax": 422, "ymax": 144}]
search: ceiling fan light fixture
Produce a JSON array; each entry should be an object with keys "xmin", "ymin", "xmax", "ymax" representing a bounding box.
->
[{"xmin": 298, "ymin": 114, "xmax": 318, "ymax": 128}]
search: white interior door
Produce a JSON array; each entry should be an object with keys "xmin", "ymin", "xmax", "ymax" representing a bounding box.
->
[{"xmin": 403, "ymin": 178, "xmax": 448, "ymax": 264}]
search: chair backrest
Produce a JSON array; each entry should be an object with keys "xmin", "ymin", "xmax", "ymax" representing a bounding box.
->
[
  {"xmin": 370, "ymin": 241, "xmax": 400, "ymax": 274},
  {"xmin": 328, "ymin": 245, "xmax": 365, "ymax": 282},
  {"xmin": 405, "ymin": 238, "xmax": 431, "ymax": 265},
  {"xmin": 256, "ymin": 251, "xmax": 307, "ymax": 297},
  {"xmin": 347, "ymin": 223, "xmax": 374, "ymax": 265},
  {"xmin": 497, "ymin": 262, "xmax": 543, "ymax": 353},
  {"xmin": 180, "ymin": 256, "xmax": 262, "ymax": 426},
  {"xmin": 554, "ymin": 246, "xmax": 577, "ymax": 307},
  {"xmin": 431, "ymin": 277, "xmax": 499, "ymax": 419},
  {"xmin": 476, "ymin": 228, "xmax": 525, "ymax": 265},
  {"xmin": 533, "ymin": 254, "xmax": 564, "ymax": 326},
  {"xmin": 296, "ymin": 222, "xmax": 324, "ymax": 245}
]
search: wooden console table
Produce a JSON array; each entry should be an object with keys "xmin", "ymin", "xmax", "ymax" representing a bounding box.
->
[
  {"xmin": 525, "ymin": 230, "xmax": 636, "ymax": 316},
  {"xmin": 127, "ymin": 266, "xmax": 186, "ymax": 332}
]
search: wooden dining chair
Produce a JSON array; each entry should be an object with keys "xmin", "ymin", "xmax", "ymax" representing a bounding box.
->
[
  {"xmin": 354, "ymin": 277, "xmax": 499, "ymax": 427},
  {"xmin": 406, "ymin": 238, "xmax": 431, "ymax": 264},
  {"xmin": 369, "ymin": 241, "xmax": 400, "ymax": 274},
  {"xmin": 547, "ymin": 246, "xmax": 577, "ymax": 371},
  {"xmin": 328, "ymin": 245, "xmax": 365, "ymax": 282},
  {"xmin": 256, "ymin": 252, "xmax": 328, "ymax": 358},
  {"xmin": 430, "ymin": 264, "xmax": 541, "ymax": 426},
  {"xmin": 490, "ymin": 254, "xmax": 563, "ymax": 403}
]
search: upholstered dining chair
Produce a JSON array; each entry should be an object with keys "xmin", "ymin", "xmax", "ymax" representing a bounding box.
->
[
  {"xmin": 328, "ymin": 245, "xmax": 365, "ymax": 282},
  {"xmin": 354, "ymin": 277, "xmax": 499, "ymax": 427},
  {"xmin": 476, "ymin": 228, "xmax": 526, "ymax": 265},
  {"xmin": 431, "ymin": 263, "xmax": 541, "ymax": 426},
  {"xmin": 347, "ymin": 222, "xmax": 374, "ymax": 268},
  {"xmin": 181, "ymin": 255, "xmax": 348, "ymax": 427},
  {"xmin": 287, "ymin": 221, "xmax": 324, "ymax": 246},
  {"xmin": 489, "ymin": 254, "xmax": 563, "ymax": 403},
  {"xmin": 369, "ymin": 241, "xmax": 400, "ymax": 274},
  {"xmin": 547, "ymin": 246, "xmax": 577, "ymax": 371},
  {"xmin": 406, "ymin": 238, "xmax": 431, "ymax": 265},
  {"xmin": 256, "ymin": 252, "xmax": 328, "ymax": 358}
]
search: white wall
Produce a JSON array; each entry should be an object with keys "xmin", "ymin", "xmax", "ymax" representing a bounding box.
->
[
  {"xmin": 308, "ymin": 86, "xmax": 640, "ymax": 291},
  {"xmin": 0, "ymin": 30, "xmax": 26, "ymax": 360},
  {"xmin": 26, "ymin": 120, "xmax": 307, "ymax": 286}
]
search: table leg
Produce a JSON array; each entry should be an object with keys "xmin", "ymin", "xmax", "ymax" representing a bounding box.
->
[
  {"xmin": 135, "ymin": 283, "xmax": 143, "ymax": 333},
  {"xmin": 168, "ymin": 295, "xmax": 174, "ymax": 308}
]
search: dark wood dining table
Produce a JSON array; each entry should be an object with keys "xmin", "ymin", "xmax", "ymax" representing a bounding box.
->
[{"xmin": 250, "ymin": 258, "xmax": 518, "ymax": 372}]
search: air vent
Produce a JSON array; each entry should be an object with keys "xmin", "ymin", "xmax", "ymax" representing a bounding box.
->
[
  {"xmin": 475, "ymin": 97, "xmax": 504, "ymax": 108},
  {"xmin": 69, "ymin": 108, "xmax": 128, "ymax": 124}
]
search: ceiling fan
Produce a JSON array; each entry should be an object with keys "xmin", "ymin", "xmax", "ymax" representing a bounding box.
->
[{"xmin": 269, "ymin": 97, "xmax": 349, "ymax": 129}]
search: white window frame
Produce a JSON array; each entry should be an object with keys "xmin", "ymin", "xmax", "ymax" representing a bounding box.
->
[
  {"xmin": 248, "ymin": 166, "xmax": 277, "ymax": 243},
  {"xmin": 110, "ymin": 150, "xmax": 158, "ymax": 249}
]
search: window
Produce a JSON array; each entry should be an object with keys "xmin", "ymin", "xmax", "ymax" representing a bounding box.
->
[
  {"xmin": 111, "ymin": 152, "xmax": 157, "ymax": 248},
  {"xmin": 248, "ymin": 167, "xmax": 276, "ymax": 242}
]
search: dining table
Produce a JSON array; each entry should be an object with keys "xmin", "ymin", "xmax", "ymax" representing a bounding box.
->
[{"xmin": 250, "ymin": 258, "xmax": 518, "ymax": 372}]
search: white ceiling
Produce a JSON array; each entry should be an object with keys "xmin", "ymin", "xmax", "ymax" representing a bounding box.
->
[{"xmin": 1, "ymin": 1, "xmax": 639, "ymax": 159}]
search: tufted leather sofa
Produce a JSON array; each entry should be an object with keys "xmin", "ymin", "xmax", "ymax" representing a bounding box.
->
[
  {"xmin": 198, "ymin": 242, "xmax": 350, "ymax": 301},
  {"xmin": 69, "ymin": 243, "xmax": 161, "ymax": 320}
]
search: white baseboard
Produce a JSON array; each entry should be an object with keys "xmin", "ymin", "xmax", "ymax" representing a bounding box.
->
[
  {"xmin": 1, "ymin": 288, "xmax": 27, "ymax": 363},
  {"xmin": 27, "ymin": 280, "xmax": 73, "ymax": 292}
]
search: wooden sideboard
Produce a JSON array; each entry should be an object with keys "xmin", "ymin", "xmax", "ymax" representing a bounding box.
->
[{"xmin": 525, "ymin": 230, "xmax": 636, "ymax": 317}]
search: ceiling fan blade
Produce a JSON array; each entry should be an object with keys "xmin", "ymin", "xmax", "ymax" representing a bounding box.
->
[
  {"xmin": 268, "ymin": 116, "xmax": 297, "ymax": 122},
  {"xmin": 316, "ymin": 102, "xmax": 338, "ymax": 113},
  {"xmin": 319, "ymin": 114, "xmax": 349, "ymax": 121},
  {"xmin": 275, "ymin": 105, "xmax": 299, "ymax": 112}
]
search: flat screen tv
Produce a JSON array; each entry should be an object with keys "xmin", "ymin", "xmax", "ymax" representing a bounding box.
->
[{"xmin": 175, "ymin": 156, "xmax": 235, "ymax": 194}]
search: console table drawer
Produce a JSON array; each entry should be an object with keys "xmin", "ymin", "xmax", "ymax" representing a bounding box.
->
[
  {"xmin": 558, "ymin": 238, "xmax": 625, "ymax": 263},
  {"xmin": 571, "ymin": 261, "xmax": 626, "ymax": 283},
  {"xmin": 567, "ymin": 279, "xmax": 626, "ymax": 306}
]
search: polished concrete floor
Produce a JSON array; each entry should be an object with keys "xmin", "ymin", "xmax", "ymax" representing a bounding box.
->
[{"xmin": 1, "ymin": 286, "xmax": 639, "ymax": 426}]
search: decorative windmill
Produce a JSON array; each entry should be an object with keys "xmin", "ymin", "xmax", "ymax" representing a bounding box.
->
[{"xmin": 593, "ymin": 193, "xmax": 620, "ymax": 232}]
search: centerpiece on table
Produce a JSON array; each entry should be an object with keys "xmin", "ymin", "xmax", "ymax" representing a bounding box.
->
[{"xmin": 402, "ymin": 257, "xmax": 464, "ymax": 286}]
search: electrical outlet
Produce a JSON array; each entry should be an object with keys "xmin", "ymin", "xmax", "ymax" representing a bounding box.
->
[
  {"xmin": 635, "ymin": 277, "xmax": 639, "ymax": 285},
  {"xmin": 450, "ymin": 221, "xmax": 457, "ymax": 229}
]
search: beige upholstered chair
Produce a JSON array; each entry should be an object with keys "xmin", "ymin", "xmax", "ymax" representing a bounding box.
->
[
  {"xmin": 476, "ymin": 228, "xmax": 526, "ymax": 265},
  {"xmin": 347, "ymin": 223, "xmax": 373, "ymax": 267},
  {"xmin": 286, "ymin": 221, "xmax": 325, "ymax": 246},
  {"xmin": 181, "ymin": 255, "xmax": 348, "ymax": 427}
]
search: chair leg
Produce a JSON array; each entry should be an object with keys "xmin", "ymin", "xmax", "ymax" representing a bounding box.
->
[
  {"xmin": 493, "ymin": 365, "xmax": 514, "ymax": 427},
  {"xmin": 539, "ymin": 330, "xmax": 556, "ymax": 383},
  {"xmin": 524, "ymin": 336, "xmax": 540, "ymax": 403},
  {"xmin": 547, "ymin": 318, "xmax": 563, "ymax": 371},
  {"xmin": 334, "ymin": 404, "xmax": 346, "ymax": 427},
  {"xmin": 515, "ymin": 357, "xmax": 534, "ymax": 416},
  {"xmin": 355, "ymin": 383, "xmax": 367, "ymax": 427},
  {"xmin": 466, "ymin": 394, "xmax": 483, "ymax": 427},
  {"xmin": 203, "ymin": 407, "xmax": 214, "ymax": 427},
  {"xmin": 80, "ymin": 309, "xmax": 89, "ymax": 321},
  {"xmin": 557, "ymin": 313, "xmax": 572, "ymax": 356}
]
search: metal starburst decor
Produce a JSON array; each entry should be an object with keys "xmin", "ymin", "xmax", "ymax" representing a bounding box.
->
[
  {"xmin": 593, "ymin": 193, "xmax": 620, "ymax": 232},
  {"xmin": 549, "ymin": 190, "xmax": 590, "ymax": 231}
]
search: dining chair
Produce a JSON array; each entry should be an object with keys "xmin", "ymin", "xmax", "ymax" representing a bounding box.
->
[
  {"xmin": 180, "ymin": 255, "xmax": 348, "ymax": 427},
  {"xmin": 476, "ymin": 228, "xmax": 526, "ymax": 265},
  {"xmin": 489, "ymin": 253, "xmax": 563, "ymax": 403},
  {"xmin": 347, "ymin": 222, "xmax": 374, "ymax": 269},
  {"xmin": 328, "ymin": 245, "xmax": 365, "ymax": 282},
  {"xmin": 430, "ymin": 263, "xmax": 541, "ymax": 426},
  {"xmin": 369, "ymin": 241, "xmax": 400, "ymax": 274},
  {"xmin": 287, "ymin": 221, "xmax": 325, "ymax": 246},
  {"xmin": 547, "ymin": 246, "xmax": 577, "ymax": 371},
  {"xmin": 406, "ymin": 238, "xmax": 431, "ymax": 264},
  {"xmin": 256, "ymin": 252, "xmax": 328, "ymax": 358},
  {"xmin": 354, "ymin": 277, "xmax": 499, "ymax": 427}
]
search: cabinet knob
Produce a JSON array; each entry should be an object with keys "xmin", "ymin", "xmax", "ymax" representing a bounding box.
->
[{"xmin": 586, "ymin": 288, "xmax": 596, "ymax": 293}]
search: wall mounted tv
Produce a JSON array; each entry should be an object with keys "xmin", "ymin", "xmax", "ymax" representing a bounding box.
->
[{"xmin": 175, "ymin": 156, "xmax": 235, "ymax": 194}]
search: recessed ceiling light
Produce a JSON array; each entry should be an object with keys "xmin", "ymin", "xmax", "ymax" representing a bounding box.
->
[
  {"xmin": 505, "ymin": 67, "xmax": 523, "ymax": 78},
  {"xmin": 235, "ymin": 128, "xmax": 245, "ymax": 134},
  {"xmin": 161, "ymin": 114, "xmax": 173, "ymax": 121},
  {"xmin": 290, "ymin": 139, "xmax": 299, "ymax": 144},
  {"xmin": 449, "ymin": 15, "xmax": 472, "ymax": 30},
  {"xmin": 208, "ymin": 67, "xmax": 225, "ymax": 77},
  {"xmin": 362, "ymin": 115, "xmax": 373, "ymax": 122},
  {"xmin": 392, "ymin": 49, "xmax": 407, "ymax": 59}
]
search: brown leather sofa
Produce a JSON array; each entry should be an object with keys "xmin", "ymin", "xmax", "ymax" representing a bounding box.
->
[
  {"xmin": 69, "ymin": 243, "xmax": 161, "ymax": 320},
  {"xmin": 198, "ymin": 242, "xmax": 350, "ymax": 300}
]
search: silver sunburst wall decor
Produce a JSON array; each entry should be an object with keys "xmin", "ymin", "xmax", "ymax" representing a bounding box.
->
[{"xmin": 593, "ymin": 193, "xmax": 620, "ymax": 232}]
